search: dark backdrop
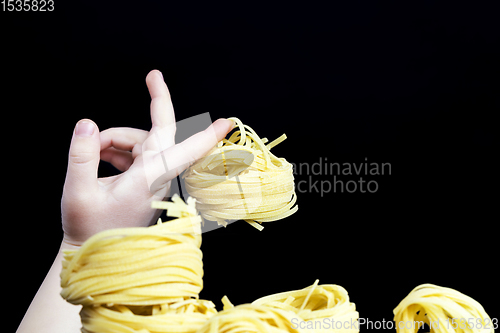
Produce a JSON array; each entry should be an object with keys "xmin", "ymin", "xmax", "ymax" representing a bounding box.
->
[{"xmin": 3, "ymin": 1, "xmax": 498, "ymax": 331}]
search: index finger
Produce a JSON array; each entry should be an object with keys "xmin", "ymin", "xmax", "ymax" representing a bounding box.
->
[{"xmin": 145, "ymin": 70, "xmax": 176, "ymax": 131}]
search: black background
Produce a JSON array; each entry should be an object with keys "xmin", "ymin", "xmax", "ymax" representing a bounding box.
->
[{"xmin": 3, "ymin": 1, "xmax": 498, "ymax": 331}]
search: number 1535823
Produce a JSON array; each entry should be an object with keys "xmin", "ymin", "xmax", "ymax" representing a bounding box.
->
[{"xmin": 2, "ymin": 0, "xmax": 54, "ymax": 11}]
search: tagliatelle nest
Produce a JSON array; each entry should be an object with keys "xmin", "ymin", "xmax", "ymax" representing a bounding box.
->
[
  {"xmin": 252, "ymin": 279, "xmax": 360, "ymax": 333},
  {"xmin": 182, "ymin": 117, "xmax": 298, "ymax": 231},
  {"xmin": 393, "ymin": 284, "xmax": 494, "ymax": 333},
  {"xmin": 60, "ymin": 195, "xmax": 215, "ymax": 333},
  {"xmin": 196, "ymin": 300, "xmax": 304, "ymax": 333}
]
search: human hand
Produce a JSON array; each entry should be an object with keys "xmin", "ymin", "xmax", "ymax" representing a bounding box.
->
[{"xmin": 61, "ymin": 69, "xmax": 234, "ymax": 246}]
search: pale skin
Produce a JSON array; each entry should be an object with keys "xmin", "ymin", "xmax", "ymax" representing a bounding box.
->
[{"xmin": 16, "ymin": 69, "xmax": 234, "ymax": 333}]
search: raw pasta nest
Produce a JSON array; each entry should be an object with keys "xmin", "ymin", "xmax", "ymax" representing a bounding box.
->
[
  {"xmin": 196, "ymin": 301, "xmax": 303, "ymax": 333},
  {"xmin": 60, "ymin": 195, "xmax": 217, "ymax": 333},
  {"xmin": 79, "ymin": 299, "xmax": 217, "ymax": 333},
  {"xmin": 393, "ymin": 284, "xmax": 494, "ymax": 333},
  {"xmin": 252, "ymin": 279, "xmax": 359, "ymax": 332},
  {"xmin": 182, "ymin": 117, "xmax": 298, "ymax": 231}
]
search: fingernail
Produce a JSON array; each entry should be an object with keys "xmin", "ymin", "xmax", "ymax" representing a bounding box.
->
[
  {"xmin": 75, "ymin": 120, "xmax": 95, "ymax": 137},
  {"xmin": 158, "ymin": 71, "xmax": 163, "ymax": 80}
]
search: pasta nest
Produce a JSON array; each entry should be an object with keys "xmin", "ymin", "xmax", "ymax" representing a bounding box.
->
[
  {"xmin": 182, "ymin": 117, "xmax": 298, "ymax": 231},
  {"xmin": 60, "ymin": 195, "xmax": 217, "ymax": 333},
  {"xmin": 196, "ymin": 301, "xmax": 304, "ymax": 333},
  {"xmin": 60, "ymin": 195, "xmax": 202, "ymax": 307},
  {"xmin": 79, "ymin": 299, "xmax": 217, "ymax": 333},
  {"xmin": 393, "ymin": 284, "xmax": 494, "ymax": 333},
  {"xmin": 252, "ymin": 279, "xmax": 359, "ymax": 333}
]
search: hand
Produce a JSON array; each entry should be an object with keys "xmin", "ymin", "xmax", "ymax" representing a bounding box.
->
[{"xmin": 61, "ymin": 70, "xmax": 234, "ymax": 246}]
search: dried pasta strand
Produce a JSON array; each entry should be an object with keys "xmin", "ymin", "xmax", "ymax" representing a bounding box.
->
[
  {"xmin": 182, "ymin": 117, "xmax": 298, "ymax": 230},
  {"xmin": 221, "ymin": 295, "xmax": 234, "ymax": 310}
]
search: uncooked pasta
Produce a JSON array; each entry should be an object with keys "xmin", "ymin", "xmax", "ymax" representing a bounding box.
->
[
  {"xmin": 60, "ymin": 195, "xmax": 215, "ymax": 333},
  {"xmin": 58, "ymin": 121, "xmax": 494, "ymax": 333},
  {"xmin": 182, "ymin": 117, "xmax": 298, "ymax": 230},
  {"xmin": 59, "ymin": 195, "xmax": 494, "ymax": 333},
  {"xmin": 196, "ymin": 300, "xmax": 303, "ymax": 333},
  {"xmin": 252, "ymin": 279, "xmax": 359, "ymax": 333},
  {"xmin": 196, "ymin": 280, "xmax": 359, "ymax": 333},
  {"xmin": 79, "ymin": 299, "xmax": 217, "ymax": 333},
  {"xmin": 393, "ymin": 284, "xmax": 494, "ymax": 333}
]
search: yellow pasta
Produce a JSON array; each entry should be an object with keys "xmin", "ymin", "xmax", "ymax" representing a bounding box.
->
[
  {"xmin": 62, "ymin": 195, "xmax": 359, "ymax": 333},
  {"xmin": 393, "ymin": 284, "xmax": 494, "ymax": 333},
  {"xmin": 196, "ymin": 300, "xmax": 304, "ymax": 333},
  {"xmin": 80, "ymin": 299, "xmax": 217, "ymax": 333},
  {"xmin": 252, "ymin": 279, "xmax": 359, "ymax": 333},
  {"xmin": 57, "ymin": 127, "xmax": 492, "ymax": 333},
  {"xmin": 60, "ymin": 194, "xmax": 216, "ymax": 333},
  {"xmin": 182, "ymin": 117, "xmax": 298, "ymax": 230}
]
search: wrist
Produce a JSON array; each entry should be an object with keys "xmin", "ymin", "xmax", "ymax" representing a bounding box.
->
[{"xmin": 60, "ymin": 238, "xmax": 81, "ymax": 251}]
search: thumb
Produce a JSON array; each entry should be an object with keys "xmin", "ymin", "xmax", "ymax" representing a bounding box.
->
[{"xmin": 64, "ymin": 119, "xmax": 100, "ymax": 195}]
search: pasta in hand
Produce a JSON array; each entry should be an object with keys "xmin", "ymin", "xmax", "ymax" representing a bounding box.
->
[{"xmin": 182, "ymin": 117, "xmax": 298, "ymax": 231}]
